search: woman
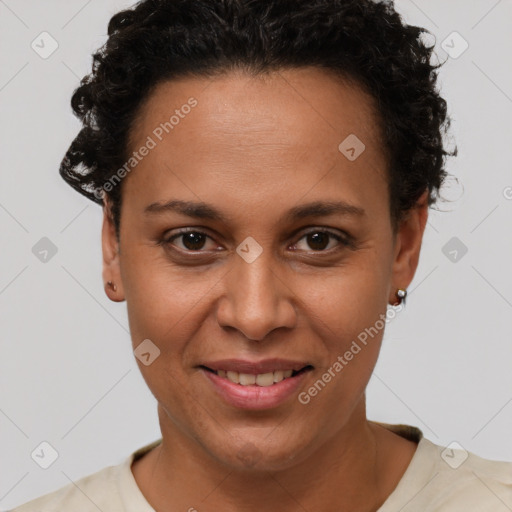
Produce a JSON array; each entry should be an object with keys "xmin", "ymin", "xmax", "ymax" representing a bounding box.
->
[{"xmin": 12, "ymin": 0, "xmax": 512, "ymax": 510}]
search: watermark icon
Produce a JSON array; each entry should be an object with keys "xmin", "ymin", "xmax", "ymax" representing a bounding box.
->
[
  {"xmin": 441, "ymin": 441, "xmax": 468, "ymax": 469},
  {"xmin": 93, "ymin": 97, "xmax": 198, "ymax": 200},
  {"xmin": 236, "ymin": 236, "xmax": 263, "ymax": 263},
  {"xmin": 503, "ymin": 186, "xmax": 512, "ymax": 200},
  {"xmin": 298, "ymin": 304, "xmax": 403, "ymax": 404},
  {"xmin": 31, "ymin": 31, "xmax": 59, "ymax": 59},
  {"xmin": 32, "ymin": 237, "xmax": 58, "ymax": 263},
  {"xmin": 441, "ymin": 31, "xmax": 469, "ymax": 59},
  {"xmin": 338, "ymin": 134, "xmax": 366, "ymax": 161},
  {"xmin": 442, "ymin": 236, "xmax": 468, "ymax": 263},
  {"xmin": 134, "ymin": 339, "xmax": 161, "ymax": 366},
  {"xmin": 31, "ymin": 441, "xmax": 59, "ymax": 469}
]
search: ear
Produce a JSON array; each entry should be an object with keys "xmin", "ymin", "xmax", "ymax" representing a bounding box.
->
[
  {"xmin": 101, "ymin": 196, "xmax": 125, "ymax": 302},
  {"xmin": 389, "ymin": 189, "xmax": 429, "ymax": 305}
]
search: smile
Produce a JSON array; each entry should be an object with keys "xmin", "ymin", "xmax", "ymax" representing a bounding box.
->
[
  {"xmin": 203, "ymin": 367, "xmax": 311, "ymax": 387},
  {"xmin": 199, "ymin": 362, "xmax": 314, "ymax": 410}
]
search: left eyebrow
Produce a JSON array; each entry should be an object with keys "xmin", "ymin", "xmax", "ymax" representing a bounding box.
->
[
  {"xmin": 283, "ymin": 200, "xmax": 366, "ymax": 222},
  {"xmin": 143, "ymin": 199, "xmax": 366, "ymax": 222}
]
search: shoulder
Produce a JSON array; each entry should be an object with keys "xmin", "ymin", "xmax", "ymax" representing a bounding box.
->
[
  {"xmin": 423, "ymin": 439, "xmax": 512, "ymax": 510},
  {"xmin": 376, "ymin": 423, "xmax": 512, "ymax": 511},
  {"xmin": 9, "ymin": 440, "xmax": 161, "ymax": 512},
  {"xmin": 9, "ymin": 463, "xmax": 122, "ymax": 512},
  {"xmin": 387, "ymin": 438, "xmax": 512, "ymax": 510}
]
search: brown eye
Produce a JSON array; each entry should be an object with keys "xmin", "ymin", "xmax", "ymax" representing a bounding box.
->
[
  {"xmin": 180, "ymin": 232, "xmax": 207, "ymax": 251},
  {"xmin": 306, "ymin": 232, "xmax": 330, "ymax": 251},
  {"xmin": 164, "ymin": 230, "xmax": 216, "ymax": 252},
  {"xmin": 293, "ymin": 229, "xmax": 349, "ymax": 252}
]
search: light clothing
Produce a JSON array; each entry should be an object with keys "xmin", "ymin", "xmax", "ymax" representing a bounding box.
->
[{"xmin": 10, "ymin": 423, "xmax": 512, "ymax": 511}]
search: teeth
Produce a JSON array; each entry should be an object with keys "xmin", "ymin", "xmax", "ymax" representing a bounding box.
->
[
  {"xmin": 273, "ymin": 370, "xmax": 284, "ymax": 383},
  {"xmin": 216, "ymin": 369, "xmax": 300, "ymax": 386},
  {"xmin": 226, "ymin": 371, "xmax": 239, "ymax": 384},
  {"xmin": 239, "ymin": 373, "xmax": 256, "ymax": 385},
  {"xmin": 256, "ymin": 372, "xmax": 274, "ymax": 386}
]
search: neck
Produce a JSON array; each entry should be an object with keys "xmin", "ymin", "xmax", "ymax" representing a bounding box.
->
[{"xmin": 131, "ymin": 399, "xmax": 413, "ymax": 512}]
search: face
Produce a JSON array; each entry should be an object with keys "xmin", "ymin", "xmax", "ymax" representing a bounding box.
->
[{"xmin": 102, "ymin": 67, "xmax": 427, "ymax": 471}]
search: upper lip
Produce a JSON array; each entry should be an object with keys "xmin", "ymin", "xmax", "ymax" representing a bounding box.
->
[{"xmin": 200, "ymin": 358, "xmax": 312, "ymax": 375}]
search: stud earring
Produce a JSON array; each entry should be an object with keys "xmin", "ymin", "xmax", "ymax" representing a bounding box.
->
[
  {"xmin": 106, "ymin": 281, "xmax": 117, "ymax": 292},
  {"xmin": 395, "ymin": 288, "xmax": 407, "ymax": 306}
]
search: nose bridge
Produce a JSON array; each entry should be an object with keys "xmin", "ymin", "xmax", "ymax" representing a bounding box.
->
[
  {"xmin": 217, "ymin": 243, "xmax": 296, "ymax": 340},
  {"xmin": 238, "ymin": 247, "xmax": 277, "ymax": 308}
]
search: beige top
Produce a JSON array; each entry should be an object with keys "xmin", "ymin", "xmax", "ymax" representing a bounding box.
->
[{"xmin": 10, "ymin": 423, "xmax": 512, "ymax": 511}]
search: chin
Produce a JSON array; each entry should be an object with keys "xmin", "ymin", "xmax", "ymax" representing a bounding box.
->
[{"xmin": 203, "ymin": 428, "xmax": 316, "ymax": 472}]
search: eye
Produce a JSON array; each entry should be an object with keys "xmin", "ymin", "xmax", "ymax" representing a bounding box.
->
[
  {"xmin": 164, "ymin": 229, "xmax": 218, "ymax": 252},
  {"xmin": 161, "ymin": 227, "xmax": 352, "ymax": 255},
  {"xmin": 292, "ymin": 229, "xmax": 350, "ymax": 252}
]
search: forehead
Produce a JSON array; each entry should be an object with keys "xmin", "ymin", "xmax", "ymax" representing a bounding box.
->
[
  {"xmin": 124, "ymin": 67, "xmax": 389, "ymax": 218},
  {"xmin": 132, "ymin": 66, "xmax": 384, "ymax": 150}
]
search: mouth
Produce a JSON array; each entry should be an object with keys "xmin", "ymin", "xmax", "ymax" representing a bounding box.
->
[
  {"xmin": 198, "ymin": 358, "xmax": 315, "ymax": 409},
  {"xmin": 200, "ymin": 365, "xmax": 313, "ymax": 387}
]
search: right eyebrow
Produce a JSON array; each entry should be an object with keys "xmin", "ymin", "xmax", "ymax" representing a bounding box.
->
[{"xmin": 144, "ymin": 200, "xmax": 227, "ymax": 222}]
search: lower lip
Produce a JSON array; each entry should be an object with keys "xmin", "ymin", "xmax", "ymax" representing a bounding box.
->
[{"xmin": 201, "ymin": 368, "xmax": 311, "ymax": 410}]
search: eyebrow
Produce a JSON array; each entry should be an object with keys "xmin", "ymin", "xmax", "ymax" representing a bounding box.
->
[{"xmin": 144, "ymin": 199, "xmax": 365, "ymax": 222}]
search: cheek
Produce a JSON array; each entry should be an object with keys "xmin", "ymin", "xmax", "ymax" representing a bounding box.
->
[
  {"xmin": 298, "ymin": 289, "xmax": 386, "ymax": 425},
  {"xmin": 296, "ymin": 262, "xmax": 390, "ymax": 400},
  {"xmin": 120, "ymin": 248, "xmax": 216, "ymax": 345},
  {"xmin": 303, "ymin": 252, "xmax": 390, "ymax": 334},
  {"xmin": 310, "ymin": 290, "xmax": 386, "ymax": 376}
]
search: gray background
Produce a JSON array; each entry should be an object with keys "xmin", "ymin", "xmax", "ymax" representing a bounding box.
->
[{"xmin": 1, "ymin": 0, "xmax": 511, "ymax": 508}]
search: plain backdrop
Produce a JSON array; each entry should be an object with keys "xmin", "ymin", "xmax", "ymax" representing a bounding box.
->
[{"xmin": 1, "ymin": 0, "xmax": 511, "ymax": 508}]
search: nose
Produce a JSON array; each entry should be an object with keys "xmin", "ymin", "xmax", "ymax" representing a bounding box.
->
[{"xmin": 215, "ymin": 248, "xmax": 298, "ymax": 341}]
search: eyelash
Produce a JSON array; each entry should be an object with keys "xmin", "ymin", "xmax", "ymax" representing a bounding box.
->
[{"xmin": 160, "ymin": 227, "xmax": 353, "ymax": 254}]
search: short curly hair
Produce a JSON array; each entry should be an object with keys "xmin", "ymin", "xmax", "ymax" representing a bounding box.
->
[{"xmin": 60, "ymin": 0, "xmax": 456, "ymax": 239}]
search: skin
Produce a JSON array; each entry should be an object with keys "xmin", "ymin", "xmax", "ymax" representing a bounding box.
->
[{"xmin": 101, "ymin": 67, "xmax": 428, "ymax": 512}]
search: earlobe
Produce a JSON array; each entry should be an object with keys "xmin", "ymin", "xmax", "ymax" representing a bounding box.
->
[
  {"xmin": 389, "ymin": 190, "xmax": 429, "ymax": 305},
  {"xmin": 101, "ymin": 196, "xmax": 125, "ymax": 302}
]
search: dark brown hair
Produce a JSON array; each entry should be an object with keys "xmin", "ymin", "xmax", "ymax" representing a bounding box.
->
[{"xmin": 60, "ymin": 0, "xmax": 456, "ymax": 238}]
